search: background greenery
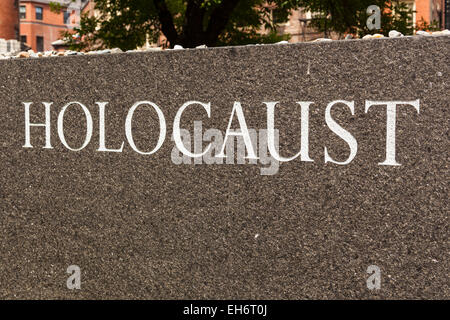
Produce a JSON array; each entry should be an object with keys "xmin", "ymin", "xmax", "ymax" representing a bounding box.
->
[{"xmin": 50, "ymin": 0, "xmax": 438, "ymax": 51}]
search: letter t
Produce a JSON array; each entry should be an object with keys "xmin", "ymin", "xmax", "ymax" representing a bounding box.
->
[{"xmin": 365, "ymin": 100, "xmax": 420, "ymax": 166}]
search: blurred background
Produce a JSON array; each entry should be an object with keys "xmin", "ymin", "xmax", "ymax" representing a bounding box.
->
[{"xmin": 0, "ymin": 0, "xmax": 449, "ymax": 53}]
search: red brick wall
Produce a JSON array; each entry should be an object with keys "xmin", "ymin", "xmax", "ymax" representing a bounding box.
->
[
  {"xmin": 0, "ymin": 0, "xmax": 19, "ymax": 40},
  {"xmin": 81, "ymin": 0, "xmax": 96, "ymax": 16},
  {"xmin": 20, "ymin": 1, "xmax": 68, "ymax": 51},
  {"xmin": 415, "ymin": 0, "xmax": 431, "ymax": 23},
  {"xmin": 414, "ymin": 0, "xmax": 446, "ymax": 27}
]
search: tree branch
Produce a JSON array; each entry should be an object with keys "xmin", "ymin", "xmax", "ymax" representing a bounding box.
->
[
  {"xmin": 152, "ymin": 0, "xmax": 178, "ymax": 46},
  {"xmin": 205, "ymin": 0, "xmax": 241, "ymax": 46},
  {"xmin": 181, "ymin": 0, "xmax": 206, "ymax": 46}
]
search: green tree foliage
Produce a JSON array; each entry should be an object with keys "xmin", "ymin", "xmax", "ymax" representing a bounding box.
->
[
  {"xmin": 415, "ymin": 17, "xmax": 441, "ymax": 32},
  {"xmin": 303, "ymin": 0, "xmax": 415, "ymax": 37},
  {"xmin": 56, "ymin": 0, "xmax": 415, "ymax": 50},
  {"xmin": 359, "ymin": 1, "xmax": 415, "ymax": 36},
  {"xmin": 59, "ymin": 0, "xmax": 297, "ymax": 50}
]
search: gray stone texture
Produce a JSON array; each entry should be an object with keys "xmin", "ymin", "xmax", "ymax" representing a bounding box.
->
[{"xmin": 0, "ymin": 36, "xmax": 448, "ymax": 299}]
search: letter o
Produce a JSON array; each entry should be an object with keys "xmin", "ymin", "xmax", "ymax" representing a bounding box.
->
[
  {"xmin": 125, "ymin": 101, "xmax": 166, "ymax": 155},
  {"xmin": 57, "ymin": 102, "xmax": 93, "ymax": 151}
]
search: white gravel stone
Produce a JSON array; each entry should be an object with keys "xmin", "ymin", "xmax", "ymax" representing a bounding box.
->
[
  {"xmin": 363, "ymin": 34, "xmax": 384, "ymax": 39},
  {"xmin": 388, "ymin": 30, "xmax": 403, "ymax": 38},
  {"xmin": 431, "ymin": 29, "xmax": 450, "ymax": 36},
  {"xmin": 145, "ymin": 47, "xmax": 163, "ymax": 51},
  {"xmin": 416, "ymin": 30, "xmax": 431, "ymax": 36},
  {"xmin": 434, "ymin": 30, "xmax": 444, "ymax": 35},
  {"xmin": 431, "ymin": 30, "xmax": 444, "ymax": 36},
  {"xmin": 17, "ymin": 51, "xmax": 30, "ymax": 58},
  {"xmin": 313, "ymin": 38, "xmax": 332, "ymax": 42}
]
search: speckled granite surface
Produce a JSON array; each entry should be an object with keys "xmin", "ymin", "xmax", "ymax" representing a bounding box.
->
[{"xmin": 0, "ymin": 36, "xmax": 448, "ymax": 299}]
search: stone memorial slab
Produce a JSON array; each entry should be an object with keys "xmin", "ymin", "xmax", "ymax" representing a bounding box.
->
[{"xmin": 0, "ymin": 36, "xmax": 448, "ymax": 299}]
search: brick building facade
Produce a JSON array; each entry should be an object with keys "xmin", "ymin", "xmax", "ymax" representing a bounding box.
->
[
  {"xmin": 410, "ymin": 0, "xmax": 446, "ymax": 27},
  {"xmin": 19, "ymin": 0, "xmax": 86, "ymax": 52},
  {"xmin": 0, "ymin": 0, "xmax": 20, "ymax": 41}
]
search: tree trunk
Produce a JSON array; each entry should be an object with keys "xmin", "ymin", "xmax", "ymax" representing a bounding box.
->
[
  {"xmin": 156, "ymin": 0, "xmax": 241, "ymax": 48},
  {"xmin": 203, "ymin": 0, "xmax": 240, "ymax": 46},
  {"xmin": 152, "ymin": 0, "xmax": 179, "ymax": 46},
  {"xmin": 177, "ymin": 0, "xmax": 207, "ymax": 47}
]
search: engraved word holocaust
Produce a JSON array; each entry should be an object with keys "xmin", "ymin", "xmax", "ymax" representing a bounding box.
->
[{"xmin": 22, "ymin": 99, "xmax": 420, "ymax": 172}]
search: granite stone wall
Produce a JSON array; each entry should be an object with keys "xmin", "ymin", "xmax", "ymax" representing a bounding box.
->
[{"xmin": 0, "ymin": 36, "xmax": 448, "ymax": 299}]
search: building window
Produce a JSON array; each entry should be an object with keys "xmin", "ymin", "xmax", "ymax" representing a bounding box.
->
[
  {"xmin": 20, "ymin": 6, "xmax": 26, "ymax": 19},
  {"xmin": 35, "ymin": 6, "xmax": 43, "ymax": 20},
  {"xmin": 64, "ymin": 11, "xmax": 71, "ymax": 24},
  {"xmin": 36, "ymin": 36, "xmax": 44, "ymax": 52},
  {"xmin": 20, "ymin": 35, "xmax": 27, "ymax": 45}
]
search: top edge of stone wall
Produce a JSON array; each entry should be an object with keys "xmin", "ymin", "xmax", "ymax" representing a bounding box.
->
[{"xmin": 0, "ymin": 35, "xmax": 449, "ymax": 65}]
